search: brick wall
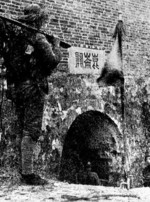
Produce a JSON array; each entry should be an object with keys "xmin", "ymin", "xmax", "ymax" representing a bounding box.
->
[
  {"xmin": 1, "ymin": 0, "xmax": 150, "ymax": 186},
  {"xmin": 1, "ymin": 0, "xmax": 150, "ymax": 75}
]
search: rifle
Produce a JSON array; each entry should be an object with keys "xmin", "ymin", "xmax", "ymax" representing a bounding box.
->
[{"xmin": 0, "ymin": 15, "xmax": 71, "ymax": 49}]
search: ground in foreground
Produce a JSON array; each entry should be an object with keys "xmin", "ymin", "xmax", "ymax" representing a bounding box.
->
[{"xmin": 0, "ymin": 180, "xmax": 150, "ymax": 202}]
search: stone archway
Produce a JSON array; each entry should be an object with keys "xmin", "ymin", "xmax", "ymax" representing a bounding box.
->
[{"xmin": 59, "ymin": 110, "xmax": 122, "ymax": 186}]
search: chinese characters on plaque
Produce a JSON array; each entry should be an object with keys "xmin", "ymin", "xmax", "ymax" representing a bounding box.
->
[{"xmin": 68, "ymin": 47, "xmax": 105, "ymax": 74}]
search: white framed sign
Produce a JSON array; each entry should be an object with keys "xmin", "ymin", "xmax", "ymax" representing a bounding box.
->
[{"xmin": 68, "ymin": 46, "xmax": 105, "ymax": 74}]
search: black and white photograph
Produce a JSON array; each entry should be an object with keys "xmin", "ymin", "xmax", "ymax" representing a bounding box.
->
[{"xmin": 0, "ymin": 0, "xmax": 150, "ymax": 201}]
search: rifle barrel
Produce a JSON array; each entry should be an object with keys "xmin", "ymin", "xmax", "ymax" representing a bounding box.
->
[{"xmin": 0, "ymin": 15, "xmax": 71, "ymax": 49}]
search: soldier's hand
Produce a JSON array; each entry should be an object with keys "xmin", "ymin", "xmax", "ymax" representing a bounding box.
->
[
  {"xmin": 38, "ymin": 135, "xmax": 44, "ymax": 142},
  {"xmin": 52, "ymin": 36, "xmax": 60, "ymax": 48}
]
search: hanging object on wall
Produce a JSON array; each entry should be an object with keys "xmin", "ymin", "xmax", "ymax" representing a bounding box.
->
[
  {"xmin": 68, "ymin": 46, "xmax": 105, "ymax": 75},
  {"xmin": 96, "ymin": 17, "xmax": 126, "ymax": 87},
  {"xmin": 96, "ymin": 11, "xmax": 126, "ymax": 135}
]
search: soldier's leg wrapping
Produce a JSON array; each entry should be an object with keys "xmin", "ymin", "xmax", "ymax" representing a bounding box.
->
[
  {"xmin": 15, "ymin": 105, "xmax": 25, "ymax": 174},
  {"xmin": 21, "ymin": 134, "xmax": 35, "ymax": 175},
  {"xmin": 21, "ymin": 94, "xmax": 44, "ymax": 175}
]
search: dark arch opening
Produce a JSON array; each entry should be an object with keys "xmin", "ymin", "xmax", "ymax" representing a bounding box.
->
[{"xmin": 59, "ymin": 110, "xmax": 122, "ymax": 186}]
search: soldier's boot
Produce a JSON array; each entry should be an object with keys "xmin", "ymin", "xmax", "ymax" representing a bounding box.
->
[
  {"xmin": 21, "ymin": 134, "xmax": 48, "ymax": 185},
  {"xmin": 21, "ymin": 173, "xmax": 48, "ymax": 185}
]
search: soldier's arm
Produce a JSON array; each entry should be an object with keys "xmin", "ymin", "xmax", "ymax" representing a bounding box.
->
[
  {"xmin": 93, "ymin": 173, "xmax": 101, "ymax": 185},
  {"xmin": 34, "ymin": 33, "xmax": 61, "ymax": 73}
]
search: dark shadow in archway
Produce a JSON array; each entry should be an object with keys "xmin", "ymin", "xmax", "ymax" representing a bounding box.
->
[{"xmin": 59, "ymin": 110, "xmax": 122, "ymax": 186}]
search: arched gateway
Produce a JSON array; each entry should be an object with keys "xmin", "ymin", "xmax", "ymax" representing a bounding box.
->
[{"xmin": 59, "ymin": 110, "xmax": 123, "ymax": 186}]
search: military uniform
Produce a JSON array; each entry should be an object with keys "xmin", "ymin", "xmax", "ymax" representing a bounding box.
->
[
  {"xmin": 143, "ymin": 165, "xmax": 150, "ymax": 187},
  {"xmin": 0, "ymin": 4, "xmax": 61, "ymax": 184},
  {"xmin": 84, "ymin": 171, "xmax": 100, "ymax": 185},
  {"xmin": 79, "ymin": 162, "xmax": 100, "ymax": 186}
]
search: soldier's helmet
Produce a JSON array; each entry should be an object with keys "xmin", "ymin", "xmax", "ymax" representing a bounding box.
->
[
  {"xmin": 86, "ymin": 161, "xmax": 92, "ymax": 169},
  {"xmin": 18, "ymin": 4, "xmax": 49, "ymax": 28}
]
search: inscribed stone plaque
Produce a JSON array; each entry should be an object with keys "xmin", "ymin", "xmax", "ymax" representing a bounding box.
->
[{"xmin": 68, "ymin": 47, "xmax": 105, "ymax": 74}]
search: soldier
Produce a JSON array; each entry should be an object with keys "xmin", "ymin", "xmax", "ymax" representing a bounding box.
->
[
  {"xmin": 143, "ymin": 151, "xmax": 150, "ymax": 187},
  {"xmin": 0, "ymin": 4, "xmax": 61, "ymax": 185},
  {"xmin": 84, "ymin": 161, "xmax": 100, "ymax": 186}
]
